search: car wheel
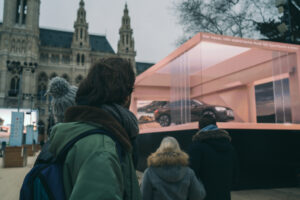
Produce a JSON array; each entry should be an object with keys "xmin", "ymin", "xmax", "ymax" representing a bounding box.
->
[
  {"xmin": 202, "ymin": 110, "xmax": 216, "ymax": 118},
  {"xmin": 158, "ymin": 114, "xmax": 171, "ymax": 127}
]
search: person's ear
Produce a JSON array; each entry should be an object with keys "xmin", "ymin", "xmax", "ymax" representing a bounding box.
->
[{"xmin": 123, "ymin": 95, "xmax": 132, "ymax": 109}]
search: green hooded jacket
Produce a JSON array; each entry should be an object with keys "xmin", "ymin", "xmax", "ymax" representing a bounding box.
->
[{"xmin": 48, "ymin": 106, "xmax": 142, "ymax": 200}]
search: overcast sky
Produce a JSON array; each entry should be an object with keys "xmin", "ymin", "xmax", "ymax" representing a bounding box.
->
[{"xmin": 0, "ymin": 0, "xmax": 183, "ymax": 63}]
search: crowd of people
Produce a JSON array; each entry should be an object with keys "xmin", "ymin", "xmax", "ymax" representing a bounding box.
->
[{"xmin": 30, "ymin": 57, "xmax": 237, "ymax": 200}]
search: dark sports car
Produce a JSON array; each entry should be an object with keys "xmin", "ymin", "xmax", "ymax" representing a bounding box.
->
[{"xmin": 154, "ymin": 99, "xmax": 234, "ymax": 127}]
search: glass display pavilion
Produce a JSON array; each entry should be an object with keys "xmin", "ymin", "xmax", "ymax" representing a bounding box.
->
[{"xmin": 131, "ymin": 32, "xmax": 300, "ymax": 133}]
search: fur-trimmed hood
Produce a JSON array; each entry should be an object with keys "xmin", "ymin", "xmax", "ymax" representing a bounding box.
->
[
  {"xmin": 147, "ymin": 151, "xmax": 189, "ymax": 167},
  {"xmin": 146, "ymin": 151, "xmax": 190, "ymax": 183},
  {"xmin": 193, "ymin": 129, "xmax": 231, "ymax": 142},
  {"xmin": 64, "ymin": 105, "xmax": 132, "ymax": 151}
]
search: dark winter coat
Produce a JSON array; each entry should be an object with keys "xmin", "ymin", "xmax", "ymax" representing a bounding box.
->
[
  {"xmin": 141, "ymin": 150, "xmax": 206, "ymax": 200},
  {"xmin": 189, "ymin": 129, "xmax": 237, "ymax": 200}
]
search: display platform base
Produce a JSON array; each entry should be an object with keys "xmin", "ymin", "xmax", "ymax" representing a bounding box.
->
[
  {"xmin": 3, "ymin": 146, "xmax": 27, "ymax": 168},
  {"xmin": 24, "ymin": 144, "xmax": 35, "ymax": 156},
  {"xmin": 137, "ymin": 123, "xmax": 300, "ymax": 190}
]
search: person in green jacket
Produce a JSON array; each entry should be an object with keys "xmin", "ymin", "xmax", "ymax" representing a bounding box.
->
[{"xmin": 48, "ymin": 57, "xmax": 142, "ymax": 200}]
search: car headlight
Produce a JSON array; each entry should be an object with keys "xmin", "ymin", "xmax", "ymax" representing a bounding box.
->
[{"xmin": 215, "ymin": 106, "xmax": 227, "ymax": 111}]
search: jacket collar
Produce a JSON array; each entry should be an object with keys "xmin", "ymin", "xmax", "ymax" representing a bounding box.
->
[
  {"xmin": 192, "ymin": 129, "xmax": 231, "ymax": 142},
  {"xmin": 147, "ymin": 150, "xmax": 189, "ymax": 167},
  {"xmin": 64, "ymin": 105, "xmax": 132, "ymax": 151}
]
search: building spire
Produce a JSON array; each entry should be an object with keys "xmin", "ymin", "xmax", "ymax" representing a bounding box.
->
[
  {"xmin": 117, "ymin": 3, "xmax": 136, "ymax": 73},
  {"xmin": 80, "ymin": 0, "xmax": 85, "ymax": 7},
  {"xmin": 71, "ymin": 0, "xmax": 90, "ymax": 67},
  {"xmin": 72, "ymin": 0, "xmax": 89, "ymax": 49}
]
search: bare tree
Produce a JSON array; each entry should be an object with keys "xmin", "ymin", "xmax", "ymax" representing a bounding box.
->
[{"xmin": 174, "ymin": 0, "xmax": 279, "ymax": 45}]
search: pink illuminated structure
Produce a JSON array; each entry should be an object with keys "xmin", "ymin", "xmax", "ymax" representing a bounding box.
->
[{"xmin": 131, "ymin": 33, "xmax": 300, "ymax": 133}]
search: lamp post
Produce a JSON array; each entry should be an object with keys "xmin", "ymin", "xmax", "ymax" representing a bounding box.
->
[
  {"xmin": 6, "ymin": 60, "xmax": 37, "ymax": 112},
  {"xmin": 25, "ymin": 94, "xmax": 34, "ymax": 124},
  {"xmin": 47, "ymin": 95, "xmax": 54, "ymax": 139}
]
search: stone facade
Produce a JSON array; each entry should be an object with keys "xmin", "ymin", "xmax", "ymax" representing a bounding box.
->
[{"xmin": 0, "ymin": 0, "xmax": 150, "ymax": 132}]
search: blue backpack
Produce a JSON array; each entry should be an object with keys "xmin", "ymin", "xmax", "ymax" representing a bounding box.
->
[{"xmin": 20, "ymin": 129, "xmax": 124, "ymax": 200}]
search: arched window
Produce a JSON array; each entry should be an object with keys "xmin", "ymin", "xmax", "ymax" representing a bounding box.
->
[
  {"xmin": 62, "ymin": 55, "xmax": 70, "ymax": 64},
  {"xmin": 22, "ymin": 0, "xmax": 27, "ymax": 24},
  {"xmin": 75, "ymin": 75, "xmax": 83, "ymax": 85},
  {"xmin": 11, "ymin": 39, "xmax": 16, "ymax": 52},
  {"xmin": 80, "ymin": 29, "xmax": 83, "ymax": 39},
  {"xmin": 37, "ymin": 83, "xmax": 47, "ymax": 101},
  {"xmin": 40, "ymin": 53, "xmax": 48, "ymax": 63},
  {"xmin": 22, "ymin": 40, "xmax": 26, "ymax": 53},
  {"xmin": 17, "ymin": 39, "xmax": 21, "ymax": 53},
  {"xmin": 126, "ymin": 35, "xmax": 128, "ymax": 44},
  {"xmin": 37, "ymin": 72, "xmax": 48, "ymax": 101},
  {"xmin": 62, "ymin": 74, "xmax": 69, "ymax": 82},
  {"xmin": 77, "ymin": 54, "xmax": 80, "ymax": 65},
  {"xmin": 16, "ymin": 0, "xmax": 21, "ymax": 23},
  {"xmin": 51, "ymin": 54, "xmax": 59, "ymax": 63},
  {"xmin": 50, "ymin": 73, "xmax": 57, "ymax": 80},
  {"xmin": 9, "ymin": 76, "xmax": 20, "ymax": 97},
  {"xmin": 81, "ymin": 54, "xmax": 85, "ymax": 65}
]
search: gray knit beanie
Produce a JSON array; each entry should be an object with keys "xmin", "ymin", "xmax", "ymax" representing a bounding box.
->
[{"xmin": 46, "ymin": 77, "xmax": 78, "ymax": 123}]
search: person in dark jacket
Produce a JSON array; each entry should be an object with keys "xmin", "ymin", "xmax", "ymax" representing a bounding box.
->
[
  {"xmin": 141, "ymin": 136, "xmax": 206, "ymax": 200},
  {"xmin": 35, "ymin": 77, "xmax": 78, "ymax": 165},
  {"xmin": 48, "ymin": 58, "xmax": 141, "ymax": 200},
  {"xmin": 188, "ymin": 114, "xmax": 237, "ymax": 200}
]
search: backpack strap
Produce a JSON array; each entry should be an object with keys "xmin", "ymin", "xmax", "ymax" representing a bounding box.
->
[
  {"xmin": 56, "ymin": 128, "xmax": 124, "ymax": 163},
  {"xmin": 56, "ymin": 128, "xmax": 127, "ymax": 199}
]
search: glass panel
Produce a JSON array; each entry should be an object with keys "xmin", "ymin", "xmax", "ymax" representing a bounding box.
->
[
  {"xmin": 170, "ymin": 52, "xmax": 191, "ymax": 126},
  {"xmin": 272, "ymin": 51, "xmax": 295, "ymax": 123},
  {"xmin": 255, "ymin": 82, "xmax": 275, "ymax": 123}
]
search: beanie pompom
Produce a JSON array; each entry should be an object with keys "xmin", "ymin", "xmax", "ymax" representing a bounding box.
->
[
  {"xmin": 47, "ymin": 77, "xmax": 70, "ymax": 98},
  {"xmin": 46, "ymin": 77, "xmax": 78, "ymax": 122}
]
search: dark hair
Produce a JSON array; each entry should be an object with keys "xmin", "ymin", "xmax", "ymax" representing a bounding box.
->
[
  {"xmin": 76, "ymin": 57, "xmax": 135, "ymax": 106},
  {"xmin": 198, "ymin": 114, "xmax": 216, "ymax": 129}
]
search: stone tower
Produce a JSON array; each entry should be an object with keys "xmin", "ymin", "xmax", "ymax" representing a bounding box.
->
[
  {"xmin": 117, "ymin": 3, "xmax": 136, "ymax": 73},
  {"xmin": 0, "ymin": 0, "xmax": 40, "ymax": 108},
  {"xmin": 71, "ymin": 0, "xmax": 91, "ymax": 79}
]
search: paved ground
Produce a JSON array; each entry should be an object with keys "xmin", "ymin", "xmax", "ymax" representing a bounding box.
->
[
  {"xmin": 231, "ymin": 188, "xmax": 300, "ymax": 200},
  {"xmin": 0, "ymin": 155, "xmax": 36, "ymax": 200},
  {"xmin": 0, "ymin": 154, "xmax": 299, "ymax": 200}
]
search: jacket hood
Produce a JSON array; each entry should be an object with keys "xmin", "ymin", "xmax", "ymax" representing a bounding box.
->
[
  {"xmin": 147, "ymin": 150, "xmax": 189, "ymax": 167},
  {"xmin": 148, "ymin": 166, "xmax": 188, "ymax": 183},
  {"xmin": 193, "ymin": 129, "xmax": 231, "ymax": 142},
  {"xmin": 192, "ymin": 129, "xmax": 233, "ymax": 152},
  {"xmin": 49, "ymin": 105, "xmax": 132, "ymax": 156}
]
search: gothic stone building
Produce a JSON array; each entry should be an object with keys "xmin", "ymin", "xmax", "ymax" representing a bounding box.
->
[{"xmin": 0, "ymin": 0, "xmax": 153, "ymax": 130}]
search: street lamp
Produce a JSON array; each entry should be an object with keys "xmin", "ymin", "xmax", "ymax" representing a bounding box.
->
[{"xmin": 6, "ymin": 60, "xmax": 37, "ymax": 112}]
